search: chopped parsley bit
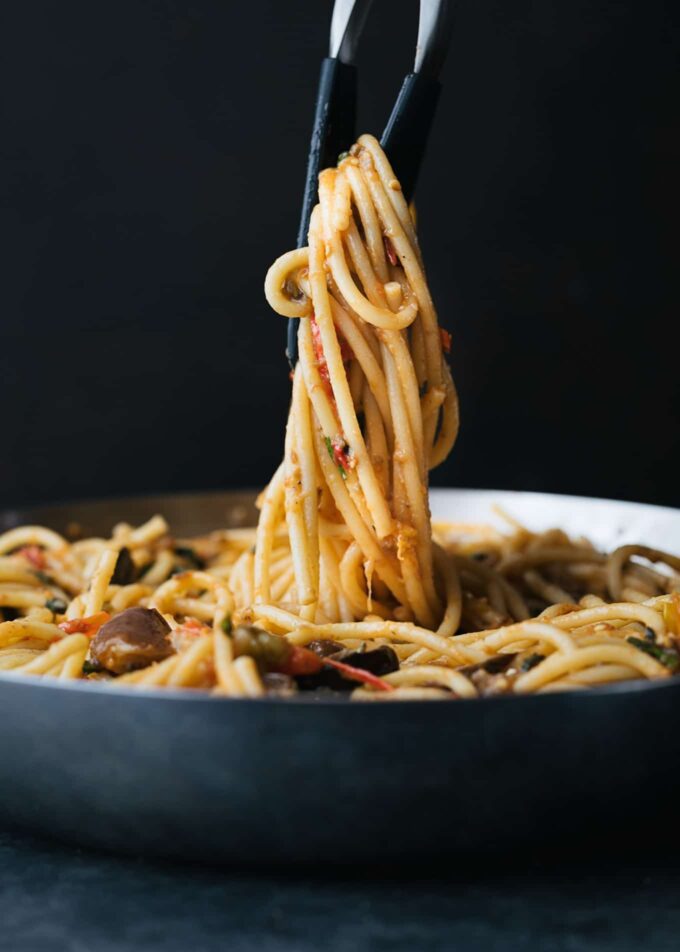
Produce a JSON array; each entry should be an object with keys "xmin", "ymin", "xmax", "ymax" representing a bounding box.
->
[
  {"xmin": 221, "ymin": 616, "xmax": 233, "ymax": 635},
  {"xmin": 337, "ymin": 151, "xmax": 349, "ymax": 164},
  {"xmin": 82, "ymin": 660, "xmax": 99, "ymax": 675},
  {"xmin": 324, "ymin": 436, "xmax": 348, "ymax": 479},
  {"xmin": 46, "ymin": 597, "xmax": 67, "ymax": 615},
  {"xmin": 520, "ymin": 653, "xmax": 544, "ymax": 672},
  {"xmin": 174, "ymin": 546, "xmax": 206, "ymax": 570},
  {"xmin": 627, "ymin": 636, "xmax": 680, "ymax": 672}
]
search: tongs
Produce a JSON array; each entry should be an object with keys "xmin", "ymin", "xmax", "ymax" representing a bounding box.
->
[{"xmin": 287, "ymin": 0, "xmax": 455, "ymax": 366}]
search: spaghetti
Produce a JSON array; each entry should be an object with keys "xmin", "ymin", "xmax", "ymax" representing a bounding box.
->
[{"xmin": 1, "ymin": 136, "xmax": 679, "ymax": 699}]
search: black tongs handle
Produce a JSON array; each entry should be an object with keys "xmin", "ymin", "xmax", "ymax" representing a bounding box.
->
[
  {"xmin": 381, "ymin": 0, "xmax": 453, "ymax": 197},
  {"xmin": 381, "ymin": 72, "xmax": 442, "ymax": 201},
  {"xmin": 295, "ymin": 58, "xmax": 357, "ymax": 252},
  {"xmin": 287, "ymin": 57, "xmax": 356, "ymax": 365}
]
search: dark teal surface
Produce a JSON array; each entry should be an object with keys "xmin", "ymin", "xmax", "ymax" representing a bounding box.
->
[{"xmin": 2, "ymin": 828, "xmax": 680, "ymax": 951}]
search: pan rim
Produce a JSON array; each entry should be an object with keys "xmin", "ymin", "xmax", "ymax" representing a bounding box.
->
[
  {"xmin": 0, "ymin": 671, "xmax": 680, "ymax": 709},
  {"xmin": 1, "ymin": 661, "xmax": 680, "ymax": 705}
]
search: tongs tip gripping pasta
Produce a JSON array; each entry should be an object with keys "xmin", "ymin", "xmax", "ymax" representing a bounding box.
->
[{"xmin": 287, "ymin": 0, "xmax": 455, "ymax": 366}]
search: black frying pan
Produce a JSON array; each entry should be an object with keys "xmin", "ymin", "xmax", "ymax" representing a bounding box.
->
[{"xmin": 0, "ymin": 490, "xmax": 678, "ymax": 866}]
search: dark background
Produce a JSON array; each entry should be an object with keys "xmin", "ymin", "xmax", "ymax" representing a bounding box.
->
[{"xmin": 1, "ymin": 0, "xmax": 678, "ymax": 509}]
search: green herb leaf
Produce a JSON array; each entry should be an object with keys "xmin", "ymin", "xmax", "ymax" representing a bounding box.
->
[
  {"xmin": 520, "ymin": 653, "xmax": 544, "ymax": 672},
  {"xmin": 82, "ymin": 660, "xmax": 99, "ymax": 675},
  {"xmin": 324, "ymin": 435, "xmax": 347, "ymax": 479},
  {"xmin": 627, "ymin": 636, "xmax": 680, "ymax": 672},
  {"xmin": 46, "ymin": 597, "xmax": 67, "ymax": 614},
  {"xmin": 221, "ymin": 616, "xmax": 233, "ymax": 636}
]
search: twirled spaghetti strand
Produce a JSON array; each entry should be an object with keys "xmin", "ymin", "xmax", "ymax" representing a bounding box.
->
[{"xmin": 262, "ymin": 136, "xmax": 459, "ymax": 631}]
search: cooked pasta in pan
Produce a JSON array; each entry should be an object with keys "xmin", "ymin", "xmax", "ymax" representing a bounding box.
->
[{"xmin": 1, "ymin": 136, "xmax": 678, "ymax": 698}]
